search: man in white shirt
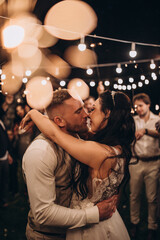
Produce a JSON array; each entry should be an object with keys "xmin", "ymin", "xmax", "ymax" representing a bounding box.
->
[
  {"xmin": 129, "ymin": 93, "xmax": 160, "ymax": 240},
  {"xmin": 22, "ymin": 89, "xmax": 117, "ymax": 240}
]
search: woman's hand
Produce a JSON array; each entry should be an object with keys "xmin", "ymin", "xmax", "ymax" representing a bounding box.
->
[{"xmin": 20, "ymin": 110, "xmax": 34, "ymax": 132}]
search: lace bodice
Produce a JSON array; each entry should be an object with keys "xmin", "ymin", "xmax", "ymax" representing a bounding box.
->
[{"xmin": 71, "ymin": 155, "xmax": 125, "ymax": 209}]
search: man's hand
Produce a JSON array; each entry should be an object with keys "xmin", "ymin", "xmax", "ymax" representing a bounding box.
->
[
  {"xmin": 96, "ymin": 195, "xmax": 118, "ymax": 221},
  {"xmin": 8, "ymin": 154, "xmax": 13, "ymax": 165},
  {"xmin": 155, "ymin": 120, "xmax": 160, "ymax": 133},
  {"xmin": 135, "ymin": 129, "xmax": 145, "ymax": 140}
]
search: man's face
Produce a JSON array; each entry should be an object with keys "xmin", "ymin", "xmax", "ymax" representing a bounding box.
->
[
  {"xmin": 134, "ymin": 99, "xmax": 150, "ymax": 117},
  {"xmin": 16, "ymin": 106, "xmax": 25, "ymax": 118},
  {"xmin": 60, "ymin": 97, "xmax": 89, "ymax": 134}
]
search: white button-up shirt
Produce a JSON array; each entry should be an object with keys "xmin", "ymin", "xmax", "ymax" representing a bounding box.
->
[{"xmin": 132, "ymin": 111, "xmax": 160, "ymax": 158}]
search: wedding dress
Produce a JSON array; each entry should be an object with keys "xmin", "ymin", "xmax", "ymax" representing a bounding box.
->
[{"xmin": 66, "ymin": 148, "xmax": 130, "ymax": 240}]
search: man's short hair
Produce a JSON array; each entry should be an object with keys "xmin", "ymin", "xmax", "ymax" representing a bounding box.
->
[
  {"xmin": 46, "ymin": 89, "xmax": 72, "ymax": 118},
  {"xmin": 133, "ymin": 93, "xmax": 151, "ymax": 105}
]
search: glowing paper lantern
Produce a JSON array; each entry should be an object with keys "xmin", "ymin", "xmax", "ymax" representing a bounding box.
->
[
  {"xmin": 44, "ymin": 0, "xmax": 97, "ymax": 40},
  {"xmin": 38, "ymin": 26, "xmax": 58, "ymax": 48},
  {"xmin": 17, "ymin": 38, "xmax": 39, "ymax": 58},
  {"xmin": 44, "ymin": 54, "xmax": 71, "ymax": 79},
  {"xmin": 1, "ymin": 63, "xmax": 22, "ymax": 94},
  {"xmin": 67, "ymin": 78, "xmax": 89, "ymax": 100},
  {"xmin": 25, "ymin": 76, "xmax": 53, "ymax": 110},
  {"xmin": 64, "ymin": 45, "xmax": 97, "ymax": 69},
  {"xmin": 2, "ymin": 25, "xmax": 25, "ymax": 49}
]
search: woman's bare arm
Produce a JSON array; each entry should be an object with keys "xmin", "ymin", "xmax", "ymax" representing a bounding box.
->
[{"xmin": 20, "ymin": 109, "xmax": 109, "ymax": 169}]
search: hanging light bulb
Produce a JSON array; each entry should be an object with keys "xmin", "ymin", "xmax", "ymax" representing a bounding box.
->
[
  {"xmin": 129, "ymin": 77, "xmax": 134, "ymax": 83},
  {"xmin": 60, "ymin": 80, "xmax": 66, "ymax": 87},
  {"xmin": 129, "ymin": 43, "xmax": 137, "ymax": 58},
  {"xmin": 86, "ymin": 68, "xmax": 93, "ymax": 75},
  {"xmin": 150, "ymin": 59, "xmax": 156, "ymax": 69},
  {"xmin": 89, "ymin": 81, "xmax": 95, "ymax": 87},
  {"xmin": 78, "ymin": 37, "xmax": 86, "ymax": 51},
  {"xmin": 140, "ymin": 75, "xmax": 145, "ymax": 80},
  {"xmin": 118, "ymin": 78, "xmax": 123, "ymax": 84},
  {"xmin": 104, "ymin": 80, "xmax": 110, "ymax": 86},
  {"xmin": 116, "ymin": 63, "xmax": 122, "ymax": 73}
]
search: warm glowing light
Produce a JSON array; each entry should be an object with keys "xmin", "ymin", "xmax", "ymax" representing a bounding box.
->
[
  {"xmin": 155, "ymin": 104, "xmax": 159, "ymax": 111},
  {"xmin": 127, "ymin": 85, "xmax": 132, "ymax": 90},
  {"xmin": 64, "ymin": 46, "xmax": 97, "ymax": 69},
  {"xmin": 150, "ymin": 60, "xmax": 156, "ymax": 69},
  {"xmin": 129, "ymin": 43, "xmax": 137, "ymax": 58},
  {"xmin": 2, "ymin": 25, "xmax": 25, "ymax": 48},
  {"xmin": 26, "ymin": 76, "xmax": 53, "ymax": 110},
  {"xmin": 116, "ymin": 64, "xmax": 122, "ymax": 73},
  {"xmin": 132, "ymin": 83, "xmax": 137, "ymax": 89},
  {"xmin": 113, "ymin": 84, "xmax": 118, "ymax": 89},
  {"xmin": 60, "ymin": 80, "xmax": 66, "ymax": 87},
  {"xmin": 122, "ymin": 85, "xmax": 126, "ymax": 90},
  {"xmin": 44, "ymin": 0, "xmax": 97, "ymax": 40},
  {"xmin": 25, "ymin": 70, "xmax": 32, "ymax": 76},
  {"xmin": 145, "ymin": 79, "xmax": 149, "ymax": 84},
  {"xmin": 0, "ymin": 69, "xmax": 2, "ymax": 75},
  {"xmin": 140, "ymin": 75, "xmax": 145, "ymax": 80},
  {"xmin": 67, "ymin": 78, "xmax": 89, "ymax": 100},
  {"xmin": 129, "ymin": 77, "xmax": 134, "ymax": 83},
  {"xmin": 104, "ymin": 80, "xmax": 110, "ymax": 86},
  {"xmin": 118, "ymin": 78, "xmax": 123, "ymax": 84},
  {"xmin": 138, "ymin": 82, "xmax": 143, "ymax": 87},
  {"xmin": 41, "ymin": 79, "xmax": 47, "ymax": 85},
  {"xmin": 86, "ymin": 68, "xmax": 93, "ymax": 75},
  {"xmin": 22, "ymin": 77, "xmax": 28, "ymax": 83},
  {"xmin": 78, "ymin": 43, "xmax": 86, "ymax": 51},
  {"xmin": 89, "ymin": 81, "xmax": 95, "ymax": 87}
]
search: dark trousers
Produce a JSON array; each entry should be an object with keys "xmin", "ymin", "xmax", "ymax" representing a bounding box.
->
[{"xmin": 0, "ymin": 159, "xmax": 9, "ymax": 204}]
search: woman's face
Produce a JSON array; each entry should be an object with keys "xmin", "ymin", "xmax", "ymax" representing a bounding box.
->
[{"xmin": 89, "ymin": 98, "xmax": 109, "ymax": 133}]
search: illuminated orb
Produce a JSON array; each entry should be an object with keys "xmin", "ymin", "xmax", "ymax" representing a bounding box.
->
[
  {"xmin": 67, "ymin": 78, "xmax": 89, "ymax": 100},
  {"xmin": 64, "ymin": 46, "xmax": 97, "ymax": 69},
  {"xmin": 44, "ymin": 54, "xmax": 71, "ymax": 79},
  {"xmin": 1, "ymin": 62, "xmax": 22, "ymax": 94},
  {"xmin": 2, "ymin": 25, "xmax": 25, "ymax": 49},
  {"xmin": 44, "ymin": 0, "xmax": 97, "ymax": 40},
  {"xmin": 26, "ymin": 76, "xmax": 53, "ymax": 110},
  {"xmin": 38, "ymin": 26, "xmax": 58, "ymax": 48}
]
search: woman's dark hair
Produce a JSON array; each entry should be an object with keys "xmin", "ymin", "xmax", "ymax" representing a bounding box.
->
[{"xmin": 73, "ymin": 90, "xmax": 135, "ymax": 200}]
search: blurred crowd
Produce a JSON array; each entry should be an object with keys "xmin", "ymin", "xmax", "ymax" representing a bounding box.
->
[{"xmin": 0, "ymin": 94, "xmax": 39, "ymax": 208}]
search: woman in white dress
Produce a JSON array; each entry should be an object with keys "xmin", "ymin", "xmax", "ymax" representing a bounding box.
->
[{"xmin": 21, "ymin": 90, "xmax": 135, "ymax": 240}]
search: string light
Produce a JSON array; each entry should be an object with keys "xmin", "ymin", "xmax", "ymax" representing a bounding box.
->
[
  {"xmin": 60, "ymin": 80, "xmax": 66, "ymax": 87},
  {"xmin": 129, "ymin": 77, "xmax": 134, "ymax": 83},
  {"xmin": 116, "ymin": 63, "xmax": 122, "ymax": 73},
  {"xmin": 118, "ymin": 78, "xmax": 123, "ymax": 84},
  {"xmin": 78, "ymin": 37, "xmax": 86, "ymax": 51},
  {"xmin": 129, "ymin": 43, "xmax": 137, "ymax": 58},
  {"xmin": 89, "ymin": 80, "xmax": 95, "ymax": 87},
  {"xmin": 140, "ymin": 75, "xmax": 145, "ymax": 80},
  {"xmin": 86, "ymin": 68, "xmax": 93, "ymax": 75},
  {"xmin": 104, "ymin": 80, "xmax": 110, "ymax": 86},
  {"xmin": 150, "ymin": 59, "xmax": 156, "ymax": 69}
]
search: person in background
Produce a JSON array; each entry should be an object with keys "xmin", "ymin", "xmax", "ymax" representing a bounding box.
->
[
  {"xmin": 84, "ymin": 96, "xmax": 95, "ymax": 113},
  {"xmin": 0, "ymin": 94, "xmax": 16, "ymax": 130},
  {"xmin": 129, "ymin": 93, "xmax": 160, "ymax": 240},
  {"xmin": 14, "ymin": 104, "xmax": 34, "ymax": 195},
  {"xmin": 7, "ymin": 129, "xmax": 19, "ymax": 198},
  {"xmin": 0, "ymin": 118, "xmax": 13, "ymax": 207}
]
